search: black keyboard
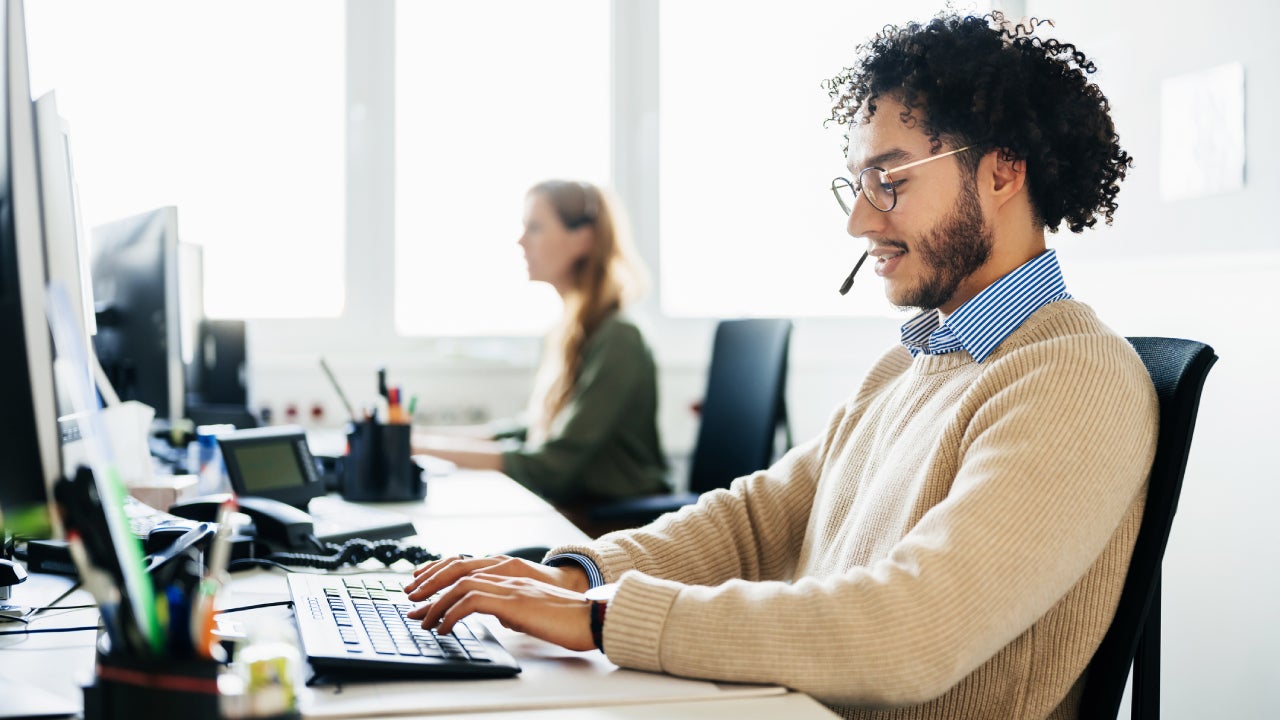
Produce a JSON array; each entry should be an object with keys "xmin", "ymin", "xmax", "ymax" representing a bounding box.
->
[{"xmin": 288, "ymin": 573, "xmax": 521, "ymax": 679}]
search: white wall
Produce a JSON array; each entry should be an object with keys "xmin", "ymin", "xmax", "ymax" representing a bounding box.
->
[
  {"xmin": 1022, "ymin": 2, "xmax": 1280, "ymax": 716},
  {"xmin": 248, "ymin": 2, "xmax": 1279, "ymax": 716}
]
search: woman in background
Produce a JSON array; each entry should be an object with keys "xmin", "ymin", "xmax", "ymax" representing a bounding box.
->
[{"xmin": 414, "ymin": 180, "xmax": 669, "ymax": 527}]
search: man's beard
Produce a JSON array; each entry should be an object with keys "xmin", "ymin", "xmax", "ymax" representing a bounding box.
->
[{"xmin": 895, "ymin": 177, "xmax": 993, "ymax": 312}]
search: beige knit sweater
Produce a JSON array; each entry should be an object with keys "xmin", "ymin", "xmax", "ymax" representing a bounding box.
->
[{"xmin": 551, "ymin": 300, "xmax": 1159, "ymax": 720}]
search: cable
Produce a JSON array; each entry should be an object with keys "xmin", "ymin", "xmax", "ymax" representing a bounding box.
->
[
  {"xmin": 228, "ymin": 557, "xmax": 314, "ymax": 573},
  {"xmin": 26, "ymin": 582, "xmax": 87, "ymax": 619},
  {"xmin": 262, "ymin": 536, "xmax": 439, "ymax": 571},
  {"xmin": 215, "ymin": 600, "xmax": 293, "ymax": 614},
  {"xmin": 0, "ymin": 581, "xmax": 95, "ymax": 626},
  {"xmin": 0, "ymin": 625, "xmax": 99, "ymax": 636},
  {"xmin": 226, "ymin": 557, "xmax": 409, "ymax": 575}
]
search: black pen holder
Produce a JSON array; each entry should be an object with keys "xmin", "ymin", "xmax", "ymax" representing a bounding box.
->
[
  {"xmin": 83, "ymin": 649, "xmax": 221, "ymax": 720},
  {"xmin": 342, "ymin": 420, "xmax": 425, "ymax": 502}
]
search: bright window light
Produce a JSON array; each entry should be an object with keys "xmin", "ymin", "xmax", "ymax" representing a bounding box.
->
[
  {"xmin": 658, "ymin": 1, "xmax": 956, "ymax": 318},
  {"xmin": 394, "ymin": 0, "xmax": 611, "ymax": 337},
  {"xmin": 25, "ymin": 1, "xmax": 346, "ymax": 319}
]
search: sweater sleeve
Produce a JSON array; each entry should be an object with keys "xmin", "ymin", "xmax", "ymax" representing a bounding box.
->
[
  {"xmin": 501, "ymin": 321, "xmax": 651, "ymax": 501},
  {"xmin": 549, "ymin": 402, "xmax": 848, "ymax": 588},
  {"xmin": 589, "ymin": 336, "xmax": 1159, "ymax": 707}
]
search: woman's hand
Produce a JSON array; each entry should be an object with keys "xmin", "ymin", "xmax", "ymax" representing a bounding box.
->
[
  {"xmin": 405, "ymin": 573, "xmax": 595, "ymax": 652},
  {"xmin": 404, "ymin": 554, "xmax": 591, "ymax": 601}
]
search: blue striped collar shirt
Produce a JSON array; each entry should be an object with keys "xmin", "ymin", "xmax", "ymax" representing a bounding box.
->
[{"xmin": 899, "ymin": 249, "xmax": 1071, "ymax": 363}]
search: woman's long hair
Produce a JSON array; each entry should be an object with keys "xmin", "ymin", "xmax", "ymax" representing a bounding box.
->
[{"xmin": 529, "ymin": 180, "xmax": 646, "ymax": 438}]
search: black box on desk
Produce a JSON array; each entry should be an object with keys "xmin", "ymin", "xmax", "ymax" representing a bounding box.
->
[
  {"xmin": 25, "ymin": 538, "xmax": 76, "ymax": 576},
  {"xmin": 342, "ymin": 421, "xmax": 425, "ymax": 502}
]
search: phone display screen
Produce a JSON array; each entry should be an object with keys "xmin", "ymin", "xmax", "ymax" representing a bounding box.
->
[
  {"xmin": 228, "ymin": 442, "xmax": 306, "ymax": 493},
  {"xmin": 218, "ymin": 427, "xmax": 324, "ymax": 508}
]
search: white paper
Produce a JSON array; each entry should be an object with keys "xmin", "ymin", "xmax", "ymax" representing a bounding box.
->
[{"xmin": 1160, "ymin": 62, "xmax": 1246, "ymax": 202}]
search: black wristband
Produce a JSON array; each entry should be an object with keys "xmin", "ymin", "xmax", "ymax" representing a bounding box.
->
[{"xmin": 590, "ymin": 600, "xmax": 607, "ymax": 652}]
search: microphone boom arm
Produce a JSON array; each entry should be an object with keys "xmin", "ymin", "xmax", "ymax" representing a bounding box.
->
[{"xmin": 838, "ymin": 251, "xmax": 870, "ymax": 295}]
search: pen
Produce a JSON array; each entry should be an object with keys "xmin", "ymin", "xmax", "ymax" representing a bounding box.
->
[
  {"xmin": 319, "ymin": 356, "xmax": 358, "ymax": 423},
  {"xmin": 407, "ymin": 395, "xmax": 418, "ymax": 418},
  {"xmin": 66, "ymin": 531, "xmax": 125, "ymax": 650},
  {"xmin": 191, "ymin": 497, "xmax": 238, "ymax": 658}
]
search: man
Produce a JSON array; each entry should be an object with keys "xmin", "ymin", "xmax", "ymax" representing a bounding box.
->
[{"xmin": 405, "ymin": 12, "xmax": 1158, "ymax": 719}]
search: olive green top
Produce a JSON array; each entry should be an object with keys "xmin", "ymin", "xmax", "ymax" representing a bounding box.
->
[{"xmin": 502, "ymin": 314, "xmax": 669, "ymax": 505}]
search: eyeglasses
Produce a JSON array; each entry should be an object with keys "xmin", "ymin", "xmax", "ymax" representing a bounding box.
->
[{"xmin": 831, "ymin": 146, "xmax": 972, "ymax": 214}]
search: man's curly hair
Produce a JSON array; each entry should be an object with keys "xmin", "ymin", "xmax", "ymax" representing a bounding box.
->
[{"xmin": 825, "ymin": 11, "xmax": 1132, "ymax": 233}]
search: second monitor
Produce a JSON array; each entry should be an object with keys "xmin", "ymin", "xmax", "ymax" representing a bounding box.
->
[{"xmin": 90, "ymin": 206, "xmax": 203, "ymax": 426}]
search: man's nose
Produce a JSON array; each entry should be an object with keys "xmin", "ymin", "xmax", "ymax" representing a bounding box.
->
[{"xmin": 846, "ymin": 192, "xmax": 883, "ymax": 240}]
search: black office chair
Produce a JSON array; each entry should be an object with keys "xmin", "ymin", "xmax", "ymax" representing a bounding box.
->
[
  {"xmin": 1078, "ymin": 337, "xmax": 1217, "ymax": 720},
  {"xmin": 588, "ymin": 318, "xmax": 793, "ymax": 530}
]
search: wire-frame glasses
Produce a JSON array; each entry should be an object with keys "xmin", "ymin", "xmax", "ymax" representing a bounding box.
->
[{"xmin": 831, "ymin": 145, "xmax": 972, "ymax": 214}]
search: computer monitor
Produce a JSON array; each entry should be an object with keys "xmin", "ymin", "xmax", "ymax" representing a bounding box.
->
[
  {"xmin": 33, "ymin": 89, "xmax": 94, "ymax": 349},
  {"xmin": 0, "ymin": 0, "xmax": 60, "ymax": 541},
  {"xmin": 90, "ymin": 206, "xmax": 202, "ymax": 426}
]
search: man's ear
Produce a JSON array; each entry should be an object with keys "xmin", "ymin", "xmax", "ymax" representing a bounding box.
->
[{"xmin": 988, "ymin": 150, "xmax": 1026, "ymax": 206}]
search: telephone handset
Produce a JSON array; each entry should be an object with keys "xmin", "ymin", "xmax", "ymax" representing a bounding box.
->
[
  {"xmin": 168, "ymin": 493, "xmax": 315, "ymax": 552},
  {"xmin": 168, "ymin": 493, "xmax": 439, "ymax": 570},
  {"xmin": 168, "ymin": 426, "xmax": 440, "ymax": 570}
]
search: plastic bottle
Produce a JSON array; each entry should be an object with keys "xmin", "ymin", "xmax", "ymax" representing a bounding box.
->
[
  {"xmin": 192, "ymin": 424, "xmax": 235, "ymax": 495},
  {"xmin": 219, "ymin": 620, "xmax": 303, "ymax": 719}
]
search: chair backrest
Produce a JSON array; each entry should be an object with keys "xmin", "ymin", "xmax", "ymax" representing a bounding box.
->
[
  {"xmin": 1079, "ymin": 337, "xmax": 1217, "ymax": 720},
  {"xmin": 687, "ymin": 318, "xmax": 792, "ymax": 495}
]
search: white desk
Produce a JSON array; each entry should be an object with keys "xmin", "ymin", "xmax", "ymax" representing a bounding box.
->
[
  {"xmin": 0, "ymin": 470, "xmax": 838, "ymax": 719},
  {"xmin": 332, "ymin": 469, "xmax": 588, "ymax": 557}
]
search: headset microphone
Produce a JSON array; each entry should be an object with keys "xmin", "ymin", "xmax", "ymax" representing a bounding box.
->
[{"xmin": 838, "ymin": 251, "xmax": 870, "ymax": 295}]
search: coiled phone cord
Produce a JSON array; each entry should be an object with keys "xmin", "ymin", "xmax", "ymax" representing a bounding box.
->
[{"xmin": 264, "ymin": 536, "xmax": 440, "ymax": 570}]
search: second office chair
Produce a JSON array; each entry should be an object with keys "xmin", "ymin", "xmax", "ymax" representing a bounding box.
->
[{"xmin": 589, "ymin": 318, "xmax": 793, "ymax": 531}]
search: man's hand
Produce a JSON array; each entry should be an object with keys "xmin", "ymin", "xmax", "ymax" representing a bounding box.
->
[
  {"xmin": 405, "ymin": 554, "xmax": 591, "ymax": 601},
  {"xmin": 406, "ymin": 573, "xmax": 596, "ymax": 652}
]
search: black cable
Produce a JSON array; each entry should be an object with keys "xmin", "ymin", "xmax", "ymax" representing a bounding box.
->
[
  {"xmin": 263, "ymin": 536, "xmax": 439, "ymax": 571},
  {"xmin": 26, "ymin": 581, "xmax": 86, "ymax": 619},
  {"xmin": 226, "ymin": 557, "xmax": 410, "ymax": 575},
  {"xmin": 215, "ymin": 600, "xmax": 294, "ymax": 614},
  {"xmin": 0, "ymin": 578, "xmax": 96, "ymax": 628},
  {"xmin": 0, "ymin": 603, "xmax": 99, "ymax": 627},
  {"xmin": 0, "ymin": 625, "xmax": 99, "ymax": 636},
  {"xmin": 228, "ymin": 557, "xmax": 326, "ymax": 573}
]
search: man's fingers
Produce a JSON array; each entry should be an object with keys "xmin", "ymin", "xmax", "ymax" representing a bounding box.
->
[
  {"xmin": 404, "ymin": 555, "xmax": 501, "ymax": 599},
  {"xmin": 409, "ymin": 575, "xmax": 597, "ymax": 652},
  {"xmin": 436, "ymin": 590, "xmax": 507, "ymax": 636},
  {"xmin": 412, "ymin": 575, "xmax": 497, "ymax": 628}
]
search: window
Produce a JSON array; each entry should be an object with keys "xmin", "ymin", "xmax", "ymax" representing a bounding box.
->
[
  {"xmin": 394, "ymin": 0, "xmax": 611, "ymax": 337},
  {"xmin": 658, "ymin": 1, "xmax": 953, "ymax": 318},
  {"xmin": 24, "ymin": 0, "xmax": 346, "ymax": 319}
]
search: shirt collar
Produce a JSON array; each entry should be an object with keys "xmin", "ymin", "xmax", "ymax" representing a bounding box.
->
[{"xmin": 899, "ymin": 249, "xmax": 1071, "ymax": 363}]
